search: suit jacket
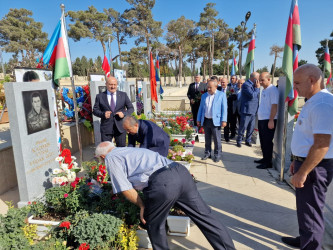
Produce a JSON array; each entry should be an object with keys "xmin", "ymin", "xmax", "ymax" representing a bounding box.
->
[
  {"xmin": 93, "ymin": 90, "xmax": 134, "ymax": 134},
  {"xmin": 187, "ymin": 82, "xmax": 207, "ymax": 104},
  {"xmin": 127, "ymin": 120, "xmax": 170, "ymax": 157},
  {"xmin": 197, "ymin": 90, "xmax": 227, "ymax": 127},
  {"xmin": 240, "ymin": 79, "xmax": 260, "ymax": 115},
  {"xmin": 226, "ymin": 83, "xmax": 239, "ymax": 114}
]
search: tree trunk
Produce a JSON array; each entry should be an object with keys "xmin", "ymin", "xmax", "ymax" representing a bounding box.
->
[
  {"xmin": 226, "ymin": 55, "xmax": 230, "ymax": 81},
  {"xmin": 179, "ymin": 46, "xmax": 182, "ymax": 87},
  {"xmin": 164, "ymin": 59, "xmax": 167, "ymax": 86},
  {"xmin": 117, "ymin": 32, "xmax": 123, "ymax": 69},
  {"xmin": 211, "ymin": 34, "xmax": 214, "ymax": 76},
  {"xmin": 223, "ymin": 59, "xmax": 226, "ymax": 77},
  {"xmin": 208, "ymin": 43, "xmax": 212, "ymax": 77},
  {"xmin": 203, "ymin": 58, "xmax": 206, "ymax": 80},
  {"xmin": 101, "ymin": 41, "xmax": 106, "ymax": 55},
  {"xmin": 272, "ymin": 53, "xmax": 277, "ymax": 84}
]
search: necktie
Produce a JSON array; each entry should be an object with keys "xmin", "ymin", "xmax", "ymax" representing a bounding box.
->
[
  {"xmin": 110, "ymin": 93, "xmax": 115, "ymax": 112},
  {"xmin": 195, "ymin": 83, "xmax": 198, "ymax": 92}
]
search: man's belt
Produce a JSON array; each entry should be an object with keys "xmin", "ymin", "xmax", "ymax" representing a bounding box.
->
[
  {"xmin": 293, "ymin": 155, "xmax": 333, "ymax": 163},
  {"xmin": 150, "ymin": 162, "xmax": 179, "ymax": 178}
]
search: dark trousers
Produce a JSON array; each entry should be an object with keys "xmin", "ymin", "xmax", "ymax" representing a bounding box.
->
[
  {"xmin": 224, "ymin": 111, "xmax": 237, "ymax": 140},
  {"xmin": 237, "ymin": 113, "xmax": 256, "ymax": 144},
  {"xmin": 294, "ymin": 160, "xmax": 333, "ymax": 250},
  {"xmin": 258, "ymin": 119, "xmax": 277, "ymax": 166},
  {"xmin": 143, "ymin": 162, "xmax": 235, "ymax": 250},
  {"xmin": 191, "ymin": 102, "xmax": 200, "ymax": 125},
  {"xmin": 101, "ymin": 124, "xmax": 126, "ymax": 147},
  {"xmin": 204, "ymin": 118, "xmax": 222, "ymax": 160}
]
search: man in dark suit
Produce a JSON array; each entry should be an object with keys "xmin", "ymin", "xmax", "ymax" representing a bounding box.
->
[
  {"xmin": 187, "ymin": 75, "xmax": 207, "ymax": 124},
  {"xmin": 236, "ymin": 72, "xmax": 260, "ymax": 148},
  {"xmin": 224, "ymin": 75, "xmax": 239, "ymax": 142},
  {"xmin": 93, "ymin": 76, "xmax": 134, "ymax": 146},
  {"xmin": 123, "ymin": 116, "xmax": 170, "ymax": 157}
]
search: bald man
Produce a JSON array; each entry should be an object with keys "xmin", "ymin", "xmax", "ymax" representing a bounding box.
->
[
  {"xmin": 218, "ymin": 77, "xmax": 228, "ymax": 92},
  {"xmin": 281, "ymin": 64, "xmax": 333, "ymax": 249},
  {"xmin": 93, "ymin": 76, "xmax": 134, "ymax": 146}
]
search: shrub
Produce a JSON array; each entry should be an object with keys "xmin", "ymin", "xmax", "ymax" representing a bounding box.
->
[
  {"xmin": 72, "ymin": 213, "xmax": 122, "ymax": 249},
  {"xmin": 28, "ymin": 201, "xmax": 47, "ymax": 218}
]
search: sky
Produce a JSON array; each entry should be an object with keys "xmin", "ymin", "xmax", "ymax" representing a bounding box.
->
[{"xmin": 0, "ymin": 0, "xmax": 332, "ymax": 71}]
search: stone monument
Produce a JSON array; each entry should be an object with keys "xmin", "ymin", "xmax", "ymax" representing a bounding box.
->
[{"xmin": 142, "ymin": 81, "xmax": 152, "ymax": 117}]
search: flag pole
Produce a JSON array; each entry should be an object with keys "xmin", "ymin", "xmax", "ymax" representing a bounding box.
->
[
  {"xmin": 252, "ymin": 23, "xmax": 256, "ymax": 73},
  {"xmin": 108, "ymin": 34, "xmax": 113, "ymax": 76},
  {"xmin": 60, "ymin": 4, "xmax": 83, "ymax": 165}
]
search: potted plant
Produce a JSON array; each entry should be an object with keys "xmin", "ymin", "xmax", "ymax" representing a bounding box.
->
[
  {"xmin": 167, "ymin": 145, "xmax": 194, "ymax": 170},
  {"xmin": 167, "ymin": 207, "xmax": 191, "ymax": 237},
  {"xmin": 197, "ymin": 127, "xmax": 205, "ymax": 143}
]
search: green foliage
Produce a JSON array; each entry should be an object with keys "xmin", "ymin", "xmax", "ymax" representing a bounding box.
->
[
  {"xmin": 29, "ymin": 201, "xmax": 47, "ymax": 218},
  {"xmin": 140, "ymin": 113, "xmax": 147, "ymax": 120},
  {"xmin": 30, "ymin": 237, "xmax": 68, "ymax": 250},
  {"xmin": 72, "ymin": 213, "xmax": 122, "ymax": 249},
  {"xmin": 112, "ymin": 194, "xmax": 142, "ymax": 226},
  {"xmin": 82, "ymin": 160, "xmax": 99, "ymax": 179},
  {"xmin": 315, "ymin": 31, "xmax": 333, "ymax": 69},
  {"xmin": 163, "ymin": 126, "xmax": 172, "ymax": 138},
  {"xmin": 0, "ymin": 8, "xmax": 48, "ymax": 67},
  {"xmin": 22, "ymin": 224, "xmax": 37, "ymax": 245},
  {"xmin": 173, "ymin": 145, "xmax": 185, "ymax": 153}
]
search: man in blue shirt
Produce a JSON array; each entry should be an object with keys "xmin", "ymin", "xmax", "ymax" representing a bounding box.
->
[
  {"xmin": 123, "ymin": 116, "xmax": 170, "ymax": 157},
  {"xmin": 95, "ymin": 142, "xmax": 235, "ymax": 250}
]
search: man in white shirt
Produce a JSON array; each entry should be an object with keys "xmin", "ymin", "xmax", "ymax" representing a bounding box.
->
[
  {"xmin": 281, "ymin": 64, "xmax": 333, "ymax": 249},
  {"xmin": 255, "ymin": 72, "xmax": 278, "ymax": 169}
]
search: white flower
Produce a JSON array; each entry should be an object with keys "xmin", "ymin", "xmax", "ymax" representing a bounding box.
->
[
  {"xmin": 68, "ymin": 172, "xmax": 76, "ymax": 182},
  {"xmin": 55, "ymin": 156, "xmax": 63, "ymax": 162},
  {"xmin": 71, "ymin": 156, "xmax": 76, "ymax": 160},
  {"xmin": 52, "ymin": 168, "xmax": 62, "ymax": 175},
  {"xmin": 55, "ymin": 177, "xmax": 64, "ymax": 184},
  {"xmin": 62, "ymin": 177, "xmax": 68, "ymax": 183},
  {"xmin": 61, "ymin": 164, "xmax": 69, "ymax": 170},
  {"xmin": 72, "ymin": 162, "xmax": 79, "ymax": 169},
  {"xmin": 51, "ymin": 177, "xmax": 57, "ymax": 184}
]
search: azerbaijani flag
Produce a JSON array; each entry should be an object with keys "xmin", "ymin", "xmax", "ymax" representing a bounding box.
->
[
  {"xmin": 231, "ymin": 51, "xmax": 238, "ymax": 76},
  {"xmin": 324, "ymin": 41, "xmax": 332, "ymax": 85},
  {"xmin": 155, "ymin": 55, "xmax": 164, "ymax": 95},
  {"xmin": 102, "ymin": 55, "xmax": 110, "ymax": 77},
  {"xmin": 244, "ymin": 30, "xmax": 256, "ymax": 80},
  {"xmin": 282, "ymin": 0, "xmax": 301, "ymax": 115},
  {"xmin": 43, "ymin": 13, "xmax": 72, "ymax": 86},
  {"xmin": 150, "ymin": 51, "xmax": 158, "ymax": 103}
]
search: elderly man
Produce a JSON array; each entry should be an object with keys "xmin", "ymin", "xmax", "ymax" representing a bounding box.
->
[
  {"xmin": 218, "ymin": 77, "xmax": 228, "ymax": 92},
  {"xmin": 93, "ymin": 76, "xmax": 134, "ymax": 146},
  {"xmin": 123, "ymin": 116, "xmax": 170, "ymax": 157},
  {"xmin": 95, "ymin": 142, "xmax": 235, "ymax": 250},
  {"xmin": 197, "ymin": 80, "xmax": 227, "ymax": 162},
  {"xmin": 224, "ymin": 75, "xmax": 239, "ymax": 142},
  {"xmin": 281, "ymin": 64, "xmax": 333, "ymax": 249},
  {"xmin": 255, "ymin": 72, "xmax": 278, "ymax": 169},
  {"xmin": 187, "ymin": 75, "xmax": 207, "ymax": 124},
  {"xmin": 236, "ymin": 72, "xmax": 260, "ymax": 147}
]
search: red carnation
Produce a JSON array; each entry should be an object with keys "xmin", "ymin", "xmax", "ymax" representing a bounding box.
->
[
  {"xmin": 79, "ymin": 243, "xmax": 90, "ymax": 250},
  {"xmin": 64, "ymin": 193, "xmax": 68, "ymax": 198},
  {"xmin": 59, "ymin": 221, "xmax": 71, "ymax": 229},
  {"xmin": 174, "ymin": 139, "xmax": 178, "ymax": 142}
]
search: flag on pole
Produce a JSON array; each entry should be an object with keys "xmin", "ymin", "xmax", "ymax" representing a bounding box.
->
[
  {"xmin": 324, "ymin": 41, "xmax": 332, "ymax": 85},
  {"xmin": 234, "ymin": 56, "xmax": 238, "ymax": 74},
  {"xmin": 102, "ymin": 55, "xmax": 111, "ymax": 77},
  {"xmin": 150, "ymin": 51, "xmax": 158, "ymax": 102},
  {"xmin": 282, "ymin": 0, "xmax": 301, "ymax": 115},
  {"xmin": 231, "ymin": 51, "xmax": 238, "ymax": 76},
  {"xmin": 155, "ymin": 55, "xmax": 164, "ymax": 95},
  {"xmin": 244, "ymin": 30, "xmax": 256, "ymax": 80},
  {"xmin": 42, "ymin": 13, "xmax": 72, "ymax": 86}
]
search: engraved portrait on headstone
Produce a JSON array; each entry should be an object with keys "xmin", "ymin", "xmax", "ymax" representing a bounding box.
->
[
  {"xmin": 98, "ymin": 86, "xmax": 107, "ymax": 93},
  {"xmin": 130, "ymin": 85, "xmax": 136, "ymax": 102},
  {"xmin": 22, "ymin": 90, "xmax": 51, "ymax": 135}
]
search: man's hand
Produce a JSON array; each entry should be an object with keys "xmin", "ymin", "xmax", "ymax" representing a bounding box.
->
[
  {"xmin": 268, "ymin": 120, "xmax": 275, "ymax": 129},
  {"xmin": 289, "ymin": 160, "xmax": 295, "ymax": 175},
  {"xmin": 221, "ymin": 122, "xmax": 227, "ymax": 128},
  {"xmin": 255, "ymin": 79, "xmax": 260, "ymax": 88},
  {"xmin": 105, "ymin": 111, "xmax": 112, "ymax": 119},
  {"xmin": 291, "ymin": 170, "xmax": 307, "ymax": 188},
  {"xmin": 116, "ymin": 111, "xmax": 124, "ymax": 118},
  {"xmin": 190, "ymin": 99, "xmax": 195, "ymax": 104},
  {"xmin": 140, "ymin": 206, "xmax": 146, "ymax": 225},
  {"xmin": 197, "ymin": 121, "xmax": 201, "ymax": 127}
]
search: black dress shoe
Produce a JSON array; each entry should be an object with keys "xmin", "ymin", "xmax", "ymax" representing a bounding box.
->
[
  {"xmin": 236, "ymin": 142, "xmax": 241, "ymax": 147},
  {"xmin": 213, "ymin": 158, "xmax": 220, "ymax": 163},
  {"xmin": 245, "ymin": 142, "xmax": 252, "ymax": 147},
  {"xmin": 230, "ymin": 134, "xmax": 235, "ymax": 139},
  {"xmin": 254, "ymin": 158, "xmax": 265, "ymax": 163},
  {"xmin": 225, "ymin": 138, "xmax": 230, "ymax": 142},
  {"xmin": 256, "ymin": 164, "xmax": 272, "ymax": 169},
  {"xmin": 201, "ymin": 155, "xmax": 211, "ymax": 160},
  {"xmin": 281, "ymin": 236, "xmax": 300, "ymax": 248}
]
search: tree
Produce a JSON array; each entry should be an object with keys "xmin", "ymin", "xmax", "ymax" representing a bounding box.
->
[
  {"xmin": 104, "ymin": 8, "xmax": 128, "ymax": 68},
  {"xmin": 269, "ymin": 45, "xmax": 284, "ymax": 83},
  {"xmin": 198, "ymin": 3, "xmax": 219, "ymax": 77},
  {"xmin": 298, "ymin": 59, "xmax": 307, "ymax": 67},
  {"xmin": 315, "ymin": 31, "xmax": 333, "ymax": 73},
  {"xmin": 123, "ymin": 0, "xmax": 163, "ymax": 61},
  {"xmin": 122, "ymin": 47, "xmax": 149, "ymax": 77},
  {"xmin": 257, "ymin": 66, "xmax": 269, "ymax": 74},
  {"xmin": 0, "ymin": 8, "xmax": 48, "ymax": 67},
  {"xmin": 166, "ymin": 16, "xmax": 197, "ymax": 85},
  {"xmin": 67, "ymin": 6, "xmax": 112, "ymax": 55},
  {"xmin": 232, "ymin": 25, "xmax": 251, "ymax": 72}
]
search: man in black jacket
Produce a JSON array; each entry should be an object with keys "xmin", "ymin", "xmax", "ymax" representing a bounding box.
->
[
  {"xmin": 123, "ymin": 116, "xmax": 170, "ymax": 157},
  {"xmin": 187, "ymin": 75, "xmax": 207, "ymax": 124},
  {"xmin": 93, "ymin": 76, "xmax": 134, "ymax": 146},
  {"xmin": 224, "ymin": 75, "xmax": 239, "ymax": 142}
]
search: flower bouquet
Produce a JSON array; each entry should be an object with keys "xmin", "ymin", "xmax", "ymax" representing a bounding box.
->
[{"xmin": 52, "ymin": 149, "xmax": 80, "ymax": 185}]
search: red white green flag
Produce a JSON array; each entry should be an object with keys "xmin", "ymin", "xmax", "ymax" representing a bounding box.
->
[
  {"xmin": 324, "ymin": 41, "xmax": 332, "ymax": 85},
  {"xmin": 150, "ymin": 51, "xmax": 158, "ymax": 103},
  {"xmin": 282, "ymin": 0, "xmax": 301, "ymax": 115},
  {"xmin": 245, "ymin": 29, "xmax": 256, "ymax": 80},
  {"xmin": 42, "ymin": 12, "xmax": 72, "ymax": 86}
]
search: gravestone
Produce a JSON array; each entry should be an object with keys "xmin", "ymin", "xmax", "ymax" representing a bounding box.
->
[
  {"xmin": 4, "ymin": 82, "xmax": 59, "ymax": 207},
  {"xmin": 126, "ymin": 81, "xmax": 137, "ymax": 114},
  {"xmin": 156, "ymin": 82, "xmax": 162, "ymax": 113},
  {"xmin": 142, "ymin": 81, "xmax": 152, "ymax": 117},
  {"xmin": 90, "ymin": 81, "xmax": 106, "ymax": 146}
]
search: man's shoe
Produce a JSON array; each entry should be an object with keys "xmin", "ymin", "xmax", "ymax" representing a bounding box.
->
[
  {"xmin": 236, "ymin": 142, "xmax": 241, "ymax": 148},
  {"xmin": 230, "ymin": 134, "xmax": 236, "ymax": 139},
  {"xmin": 201, "ymin": 155, "xmax": 211, "ymax": 160},
  {"xmin": 225, "ymin": 138, "xmax": 230, "ymax": 142},
  {"xmin": 254, "ymin": 158, "xmax": 265, "ymax": 164},
  {"xmin": 256, "ymin": 164, "xmax": 272, "ymax": 169},
  {"xmin": 245, "ymin": 142, "xmax": 252, "ymax": 147},
  {"xmin": 281, "ymin": 236, "xmax": 300, "ymax": 248}
]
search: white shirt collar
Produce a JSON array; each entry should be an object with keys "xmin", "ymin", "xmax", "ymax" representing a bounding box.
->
[{"xmin": 107, "ymin": 90, "xmax": 116, "ymax": 95}]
